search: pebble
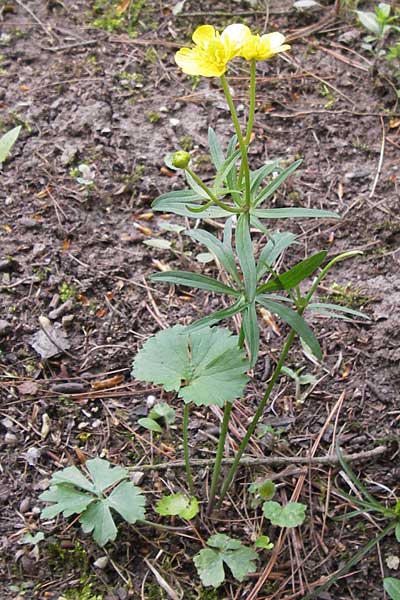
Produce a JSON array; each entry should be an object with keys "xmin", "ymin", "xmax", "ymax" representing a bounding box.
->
[
  {"xmin": 5, "ymin": 432, "xmax": 17, "ymax": 446},
  {"xmin": 169, "ymin": 118, "xmax": 180, "ymax": 127},
  {"xmin": 131, "ymin": 471, "xmax": 144, "ymax": 486},
  {"xmin": 20, "ymin": 217, "xmax": 40, "ymax": 229},
  {"xmin": 19, "ymin": 498, "xmax": 31, "ymax": 514},
  {"xmin": 62, "ymin": 314, "xmax": 75, "ymax": 328},
  {"xmin": 1, "ymin": 417, "xmax": 14, "ymax": 429},
  {"xmin": 48, "ymin": 299, "xmax": 73, "ymax": 320},
  {"xmin": 146, "ymin": 394, "xmax": 156, "ymax": 408},
  {"xmin": 94, "ymin": 556, "xmax": 109, "ymax": 569}
]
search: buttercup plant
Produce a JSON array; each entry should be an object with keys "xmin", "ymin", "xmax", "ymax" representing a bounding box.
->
[
  {"xmin": 40, "ymin": 22, "xmax": 368, "ymax": 591},
  {"xmin": 133, "ymin": 22, "xmax": 366, "ymax": 516}
]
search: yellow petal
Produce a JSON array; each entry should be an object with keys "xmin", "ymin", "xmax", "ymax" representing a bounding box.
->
[
  {"xmin": 175, "ymin": 48, "xmax": 205, "ymax": 76},
  {"xmin": 221, "ymin": 23, "xmax": 251, "ymax": 57},
  {"xmin": 260, "ymin": 31, "xmax": 287, "ymax": 50},
  {"xmin": 192, "ymin": 25, "xmax": 217, "ymax": 48}
]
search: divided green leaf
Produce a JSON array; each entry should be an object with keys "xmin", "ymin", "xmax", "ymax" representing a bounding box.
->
[
  {"xmin": 156, "ymin": 493, "xmax": 199, "ymax": 520},
  {"xmin": 39, "ymin": 458, "xmax": 146, "ymax": 547},
  {"xmin": 132, "ymin": 325, "xmax": 248, "ymax": 407},
  {"xmin": 257, "ymin": 251, "xmax": 327, "ymax": 293},
  {"xmin": 151, "ymin": 270, "xmax": 240, "ymax": 296},
  {"xmin": 193, "ymin": 533, "xmax": 258, "ymax": 588},
  {"xmin": 263, "ymin": 501, "xmax": 306, "ymax": 528}
]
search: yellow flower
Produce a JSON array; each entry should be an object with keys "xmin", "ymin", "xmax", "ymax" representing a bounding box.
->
[
  {"xmin": 240, "ymin": 31, "xmax": 290, "ymax": 61},
  {"xmin": 175, "ymin": 23, "xmax": 251, "ymax": 77}
]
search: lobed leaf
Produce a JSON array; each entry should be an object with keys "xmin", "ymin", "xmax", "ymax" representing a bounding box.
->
[
  {"xmin": 263, "ymin": 501, "xmax": 307, "ymax": 528},
  {"xmin": 251, "ymin": 207, "xmax": 340, "ymax": 219},
  {"xmin": 186, "ymin": 228, "xmax": 241, "ymax": 285},
  {"xmin": 132, "ymin": 325, "xmax": 249, "ymax": 407},
  {"xmin": 253, "ymin": 159, "xmax": 302, "ymax": 207},
  {"xmin": 193, "ymin": 534, "xmax": 258, "ymax": 588},
  {"xmin": 40, "ymin": 484, "xmax": 94, "ymax": 519},
  {"xmin": 86, "ymin": 458, "xmax": 129, "ymax": 495},
  {"xmin": 152, "ymin": 189, "xmax": 231, "ymax": 219},
  {"xmin": 151, "ymin": 270, "xmax": 240, "ymax": 296},
  {"xmin": 208, "ymin": 127, "xmax": 224, "ymax": 170},
  {"xmin": 185, "ymin": 298, "xmax": 247, "ymax": 332},
  {"xmin": 256, "ymin": 297, "xmax": 322, "ymax": 359},
  {"xmin": 257, "ymin": 251, "xmax": 327, "ymax": 293},
  {"xmin": 257, "ymin": 231, "xmax": 298, "ymax": 279},
  {"xmin": 242, "ymin": 302, "xmax": 259, "ymax": 368},
  {"xmin": 236, "ymin": 213, "xmax": 257, "ymax": 301},
  {"xmin": 156, "ymin": 493, "xmax": 199, "ymax": 520}
]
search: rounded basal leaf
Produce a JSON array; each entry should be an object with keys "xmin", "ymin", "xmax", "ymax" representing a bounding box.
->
[
  {"xmin": 156, "ymin": 493, "xmax": 199, "ymax": 520},
  {"xmin": 384, "ymin": 578, "xmax": 400, "ymax": 600},
  {"xmin": 132, "ymin": 325, "xmax": 249, "ymax": 407},
  {"xmin": 263, "ymin": 501, "xmax": 306, "ymax": 528},
  {"xmin": 255, "ymin": 535, "xmax": 274, "ymax": 550},
  {"xmin": 193, "ymin": 534, "xmax": 258, "ymax": 588},
  {"xmin": 138, "ymin": 417, "xmax": 163, "ymax": 433}
]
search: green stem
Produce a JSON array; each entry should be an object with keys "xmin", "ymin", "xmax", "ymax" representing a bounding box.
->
[
  {"xmin": 186, "ymin": 167, "xmax": 242, "ymax": 214},
  {"xmin": 206, "ymin": 401, "xmax": 233, "ymax": 516},
  {"xmin": 245, "ymin": 60, "xmax": 257, "ymax": 146},
  {"xmin": 183, "ymin": 402, "xmax": 195, "ymax": 495},
  {"xmin": 239, "ymin": 60, "xmax": 256, "ymax": 190},
  {"xmin": 216, "ymin": 329, "xmax": 296, "ymax": 507},
  {"xmin": 220, "ymin": 74, "xmax": 251, "ymax": 208}
]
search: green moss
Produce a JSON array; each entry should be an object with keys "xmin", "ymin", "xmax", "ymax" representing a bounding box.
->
[
  {"xmin": 321, "ymin": 282, "xmax": 373, "ymax": 308},
  {"xmin": 59, "ymin": 281, "xmax": 77, "ymax": 302},
  {"xmin": 179, "ymin": 135, "xmax": 194, "ymax": 152},
  {"xmin": 147, "ymin": 111, "xmax": 161, "ymax": 124}
]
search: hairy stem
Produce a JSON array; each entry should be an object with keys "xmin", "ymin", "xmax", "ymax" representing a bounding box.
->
[
  {"xmin": 185, "ymin": 167, "xmax": 242, "ymax": 214},
  {"xmin": 220, "ymin": 75, "xmax": 251, "ymax": 208},
  {"xmin": 183, "ymin": 402, "xmax": 195, "ymax": 495},
  {"xmin": 206, "ymin": 401, "xmax": 233, "ymax": 516},
  {"xmin": 216, "ymin": 329, "xmax": 296, "ymax": 506}
]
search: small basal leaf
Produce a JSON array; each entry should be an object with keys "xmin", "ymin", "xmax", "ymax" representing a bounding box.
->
[
  {"xmin": 395, "ymin": 521, "xmax": 400, "ymax": 543},
  {"xmin": 40, "ymin": 484, "xmax": 94, "ymax": 519},
  {"xmin": 86, "ymin": 458, "xmax": 128, "ymax": 494},
  {"xmin": 356, "ymin": 10, "xmax": 381, "ymax": 35},
  {"xmin": 107, "ymin": 480, "xmax": 146, "ymax": 523},
  {"xmin": 149, "ymin": 402, "xmax": 176, "ymax": 426},
  {"xmin": 255, "ymin": 535, "xmax": 274, "ymax": 550},
  {"xmin": 22, "ymin": 532, "xmax": 45, "ymax": 546},
  {"xmin": 384, "ymin": 578, "xmax": 400, "ymax": 600},
  {"xmin": 132, "ymin": 325, "xmax": 248, "ymax": 407},
  {"xmin": 263, "ymin": 501, "xmax": 306, "ymax": 528},
  {"xmin": 156, "ymin": 493, "xmax": 199, "ymax": 520},
  {"xmin": 138, "ymin": 417, "xmax": 163, "ymax": 433},
  {"xmin": 51, "ymin": 465, "xmax": 94, "ymax": 493},
  {"xmin": 193, "ymin": 534, "xmax": 258, "ymax": 588},
  {"xmin": 80, "ymin": 499, "xmax": 117, "ymax": 547},
  {"xmin": 193, "ymin": 548, "xmax": 226, "ymax": 588}
]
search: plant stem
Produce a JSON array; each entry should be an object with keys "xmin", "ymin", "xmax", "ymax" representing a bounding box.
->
[
  {"xmin": 238, "ymin": 59, "xmax": 256, "ymax": 190},
  {"xmin": 206, "ymin": 401, "xmax": 233, "ymax": 516},
  {"xmin": 216, "ymin": 329, "xmax": 296, "ymax": 507},
  {"xmin": 185, "ymin": 167, "xmax": 242, "ymax": 214},
  {"xmin": 220, "ymin": 74, "xmax": 251, "ymax": 208},
  {"xmin": 245, "ymin": 60, "xmax": 257, "ymax": 145},
  {"xmin": 183, "ymin": 402, "xmax": 195, "ymax": 495}
]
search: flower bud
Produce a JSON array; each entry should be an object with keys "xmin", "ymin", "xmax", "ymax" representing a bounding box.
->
[{"xmin": 172, "ymin": 150, "xmax": 190, "ymax": 169}]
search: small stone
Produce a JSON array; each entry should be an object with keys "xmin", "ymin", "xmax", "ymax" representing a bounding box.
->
[
  {"xmin": 31, "ymin": 506, "xmax": 41, "ymax": 516},
  {"xmin": 20, "ymin": 217, "xmax": 41, "ymax": 229},
  {"xmin": 5, "ymin": 432, "xmax": 17, "ymax": 446},
  {"xmin": 92, "ymin": 419, "xmax": 102, "ymax": 429},
  {"xmin": 169, "ymin": 118, "xmax": 180, "ymax": 127},
  {"xmin": 23, "ymin": 446, "xmax": 41, "ymax": 466},
  {"xmin": 93, "ymin": 556, "xmax": 109, "ymax": 569},
  {"xmin": 131, "ymin": 471, "xmax": 144, "ymax": 486},
  {"xmin": 1, "ymin": 417, "xmax": 14, "ymax": 429},
  {"xmin": 19, "ymin": 498, "xmax": 31, "ymax": 514},
  {"xmin": 4, "ymin": 196, "xmax": 13, "ymax": 206},
  {"xmin": 62, "ymin": 314, "xmax": 75, "ymax": 328},
  {"xmin": 48, "ymin": 299, "xmax": 73, "ymax": 320},
  {"xmin": 0, "ymin": 320, "xmax": 11, "ymax": 335},
  {"xmin": 146, "ymin": 395, "xmax": 156, "ymax": 408}
]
